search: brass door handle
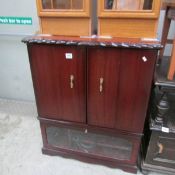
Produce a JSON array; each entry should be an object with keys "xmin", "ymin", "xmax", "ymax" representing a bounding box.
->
[
  {"xmin": 99, "ymin": 77, "xmax": 104, "ymax": 93},
  {"xmin": 70, "ymin": 75, "xmax": 74, "ymax": 89},
  {"xmin": 157, "ymin": 142, "xmax": 164, "ymax": 154}
]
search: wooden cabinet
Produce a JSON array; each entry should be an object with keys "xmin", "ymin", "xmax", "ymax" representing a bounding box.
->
[
  {"xmin": 36, "ymin": 0, "xmax": 91, "ymax": 36},
  {"xmin": 98, "ymin": 0, "xmax": 161, "ymax": 38},
  {"xmin": 24, "ymin": 36, "xmax": 161, "ymax": 173},
  {"xmin": 36, "ymin": 0, "xmax": 161, "ymax": 37}
]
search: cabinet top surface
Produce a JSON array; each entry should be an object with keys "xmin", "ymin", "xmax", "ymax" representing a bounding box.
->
[{"xmin": 22, "ymin": 35, "xmax": 162, "ymax": 50}]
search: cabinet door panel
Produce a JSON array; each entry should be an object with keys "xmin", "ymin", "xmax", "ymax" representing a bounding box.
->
[
  {"xmin": 29, "ymin": 44, "xmax": 86, "ymax": 123},
  {"xmin": 87, "ymin": 48, "xmax": 157, "ymax": 133},
  {"xmin": 116, "ymin": 49, "xmax": 157, "ymax": 133},
  {"xmin": 87, "ymin": 48, "xmax": 120, "ymax": 128}
]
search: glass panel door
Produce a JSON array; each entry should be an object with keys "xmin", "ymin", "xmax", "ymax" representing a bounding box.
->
[
  {"xmin": 72, "ymin": 0, "xmax": 83, "ymax": 9},
  {"xmin": 42, "ymin": 0, "xmax": 84, "ymax": 10},
  {"xmin": 42, "ymin": 0, "xmax": 52, "ymax": 9},
  {"xmin": 53, "ymin": 0, "xmax": 71, "ymax": 9},
  {"xmin": 104, "ymin": 0, "xmax": 153, "ymax": 10}
]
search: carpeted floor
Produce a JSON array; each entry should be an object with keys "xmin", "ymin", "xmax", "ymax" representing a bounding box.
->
[{"xmin": 0, "ymin": 98, "xmax": 159, "ymax": 175}]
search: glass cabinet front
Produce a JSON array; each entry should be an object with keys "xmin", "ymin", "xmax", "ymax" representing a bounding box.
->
[
  {"xmin": 37, "ymin": 0, "xmax": 90, "ymax": 17},
  {"xmin": 46, "ymin": 126, "xmax": 133, "ymax": 161},
  {"xmin": 42, "ymin": 0, "xmax": 84, "ymax": 10},
  {"xmin": 105, "ymin": 0, "xmax": 153, "ymax": 11},
  {"xmin": 36, "ymin": 0, "xmax": 91, "ymax": 36},
  {"xmin": 99, "ymin": 0, "xmax": 161, "ymax": 19}
]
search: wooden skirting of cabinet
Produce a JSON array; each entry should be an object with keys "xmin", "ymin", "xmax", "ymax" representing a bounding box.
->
[{"xmin": 23, "ymin": 35, "xmax": 162, "ymax": 174}]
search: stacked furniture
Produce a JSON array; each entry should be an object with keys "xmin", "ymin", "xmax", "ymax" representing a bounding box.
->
[
  {"xmin": 24, "ymin": 0, "xmax": 162, "ymax": 173},
  {"xmin": 142, "ymin": 57, "xmax": 175, "ymax": 175},
  {"xmin": 36, "ymin": 0, "xmax": 161, "ymax": 38},
  {"xmin": 142, "ymin": 1, "xmax": 175, "ymax": 174}
]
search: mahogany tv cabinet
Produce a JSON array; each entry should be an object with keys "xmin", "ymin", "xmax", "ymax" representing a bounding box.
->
[{"xmin": 23, "ymin": 36, "xmax": 162, "ymax": 174}]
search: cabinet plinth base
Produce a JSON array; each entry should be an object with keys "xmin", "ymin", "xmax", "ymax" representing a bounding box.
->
[{"xmin": 42, "ymin": 147, "xmax": 138, "ymax": 174}]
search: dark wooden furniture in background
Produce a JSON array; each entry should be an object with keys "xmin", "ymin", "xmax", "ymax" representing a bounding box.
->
[
  {"xmin": 23, "ymin": 36, "xmax": 162, "ymax": 174},
  {"xmin": 159, "ymin": 0, "xmax": 175, "ymax": 80},
  {"xmin": 142, "ymin": 4, "xmax": 175, "ymax": 167},
  {"xmin": 143, "ymin": 131, "xmax": 175, "ymax": 175},
  {"xmin": 142, "ymin": 57, "xmax": 175, "ymax": 175}
]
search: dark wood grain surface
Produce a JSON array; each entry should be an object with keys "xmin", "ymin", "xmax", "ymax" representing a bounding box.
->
[
  {"xmin": 87, "ymin": 47, "xmax": 120, "ymax": 128},
  {"xmin": 87, "ymin": 48, "xmax": 157, "ymax": 133},
  {"xmin": 28, "ymin": 44, "xmax": 86, "ymax": 123},
  {"xmin": 117, "ymin": 49, "xmax": 157, "ymax": 133}
]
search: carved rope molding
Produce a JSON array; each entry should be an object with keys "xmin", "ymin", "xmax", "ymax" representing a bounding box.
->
[{"xmin": 22, "ymin": 37, "xmax": 163, "ymax": 50}]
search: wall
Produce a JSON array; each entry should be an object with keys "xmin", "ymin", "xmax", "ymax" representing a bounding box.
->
[
  {"xmin": 0, "ymin": 2, "xmax": 174, "ymax": 101},
  {"xmin": 0, "ymin": 0, "xmax": 39, "ymax": 101}
]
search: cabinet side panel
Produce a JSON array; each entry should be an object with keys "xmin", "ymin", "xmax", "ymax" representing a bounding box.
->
[{"xmin": 28, "ymin": 44, "xmax": 86, "ymax": 123}]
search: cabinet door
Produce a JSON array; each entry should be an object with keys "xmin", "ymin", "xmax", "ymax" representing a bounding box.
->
[
  {"xmin": 87, "ymin": 48, "xmax": 157, "ymax": 133},
  {"xmin": 29, "ymin": 44, "xmax": 86, "ymax": 123},
  {"xmin": 116, "ymin": 49, "xmax": 157, "ymax": 133},
  {"xmin": 87, "ymin": 48, "xmax": 120, "ymax": 128}
]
